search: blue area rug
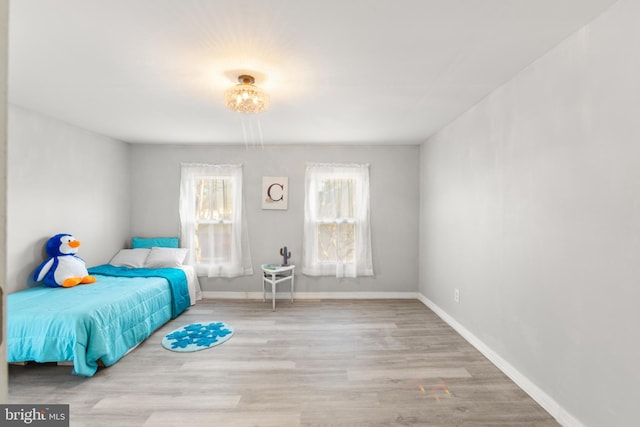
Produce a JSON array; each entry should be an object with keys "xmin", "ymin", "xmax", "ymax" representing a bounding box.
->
[{"xmin": 161, "ymin": 321, "xmax": 234, "ymax": 352}]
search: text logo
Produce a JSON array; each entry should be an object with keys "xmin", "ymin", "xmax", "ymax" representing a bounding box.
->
[{"xmin": 0, "ymin": 405, "xmax": 69, "ymax": 426}]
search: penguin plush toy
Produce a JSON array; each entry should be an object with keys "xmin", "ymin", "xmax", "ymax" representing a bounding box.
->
[{"xmin": 34, "ymin": 233, "xmax": 97, "ymax": 288}]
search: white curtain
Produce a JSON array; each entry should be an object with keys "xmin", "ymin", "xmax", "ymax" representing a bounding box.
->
[
  {"xmin": 179, "ymin": 163, "xmax": 253, "ymax": 278},
  {"xmin": 303, "ymin": 163, "xmax": 373, "ymax": 277}
]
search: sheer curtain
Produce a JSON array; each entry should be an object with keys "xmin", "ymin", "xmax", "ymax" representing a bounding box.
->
[
  {"xmin": 179, "ymin": 163, "xmax": 253, "ymax": 278},
  {"xmin": 303, "ymin": 163, "xmax": 373, "ymax": 278}
]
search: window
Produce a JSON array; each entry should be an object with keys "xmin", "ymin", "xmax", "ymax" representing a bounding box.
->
[
  {"xmin": 193, "ymin": 177, "xmax": 233, "ymax": 264},
  {"xmin": 179, "ymin": 163, "xmax": 253, "ymax": 278},
  {"xmin": 302, "ymin": 163, "xmax": 373, "ymax": 277}
]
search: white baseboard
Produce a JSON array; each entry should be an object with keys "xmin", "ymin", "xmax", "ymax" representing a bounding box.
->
[
  {"xmin": 416, "ymin": 293, "xmax": 585, "ymax": 427},
  {"xmin": 201, "ymin": 291, "xmax": 418, "ymax": 300}
]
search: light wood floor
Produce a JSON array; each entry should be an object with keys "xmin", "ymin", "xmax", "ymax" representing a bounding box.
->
[{"xmin": 9, "ymin": 299, "xmax": 560, "ymax": 427}]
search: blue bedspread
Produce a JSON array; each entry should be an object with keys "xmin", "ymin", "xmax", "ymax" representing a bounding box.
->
[
  {"xmin": 8, "ymin": 267, "xmax": 190, "ymax": 376},
  {"xmin": 88, "ymin": 264, "xmax": 190, "ymax": 318}
]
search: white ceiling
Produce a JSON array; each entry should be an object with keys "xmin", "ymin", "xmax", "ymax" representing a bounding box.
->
[{"xmin": 8, "ymin": 0, "xmax": 617, "ymax": 145}]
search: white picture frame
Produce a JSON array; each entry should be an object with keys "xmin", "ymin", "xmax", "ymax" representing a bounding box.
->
[{"xmin": 262, "ymin": 176, "xmax": 288, "ymax": 210}]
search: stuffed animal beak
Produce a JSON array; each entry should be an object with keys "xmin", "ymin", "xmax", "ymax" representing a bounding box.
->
[{"xmin": 68, "ymin": 240, "xmax": 81, "ymax": 248}]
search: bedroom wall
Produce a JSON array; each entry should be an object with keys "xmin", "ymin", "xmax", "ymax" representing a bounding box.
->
[
  {"xmin": 419, "ymin": 1, "xmax": 639, "ymax": 426},
  {"xmin": 6, "ymin": 105, "xmax": 131, "ymax": 294},
  {"xmin": 0, "ymin": 0, "xmax": 8, "ymax": 402},
  {"xmin": 130, "ymin": 144, "xmax": 419, "ymax": 295}
]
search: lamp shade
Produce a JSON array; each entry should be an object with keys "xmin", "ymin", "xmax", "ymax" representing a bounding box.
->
[{"xmin": 224, "ymin": 75, "xmax": 269, "ymax": 114}]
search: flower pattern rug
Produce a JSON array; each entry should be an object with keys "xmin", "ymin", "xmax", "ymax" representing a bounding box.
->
[{"xmin": 161, "ymin": 321, "xmax": 234, "ymax": 352}]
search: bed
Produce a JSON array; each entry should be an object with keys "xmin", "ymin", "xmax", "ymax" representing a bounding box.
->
[{"xmin": 7, "ymin": 245, "xmax": 202, "ymax": 377}]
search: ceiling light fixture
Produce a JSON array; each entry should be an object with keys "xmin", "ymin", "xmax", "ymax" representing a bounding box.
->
[{"xmin": 224, "ymin": 74, "xmax": 269, "ymax": 114}]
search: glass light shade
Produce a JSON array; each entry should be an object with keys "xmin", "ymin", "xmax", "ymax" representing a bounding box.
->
[{"xmin": 224, "ymin": 75, "xmax": 269, "ymax": 114}]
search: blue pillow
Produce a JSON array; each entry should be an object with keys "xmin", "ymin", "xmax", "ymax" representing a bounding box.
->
[{"xmin": 131, "ymin": 237, "xmax": 179, "ymax": 249}]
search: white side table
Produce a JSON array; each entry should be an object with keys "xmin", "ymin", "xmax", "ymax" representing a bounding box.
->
[{"xmin": 261, "ymin": 264, "xmax": 295, "ymax": 311}]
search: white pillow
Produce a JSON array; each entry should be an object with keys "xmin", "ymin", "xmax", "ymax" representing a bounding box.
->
[
  {"xmin": 109, "ymin": 248, "xmax": 150, "ymax": 268},
  {"xmin": 144, "ymin": 247, "xmax": 188, "ymax": 268}
]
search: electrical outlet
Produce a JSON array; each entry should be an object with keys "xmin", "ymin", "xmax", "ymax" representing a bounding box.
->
[{"xmin": 454, "ymin": 288, "xmax": 460, "ymax": 303}]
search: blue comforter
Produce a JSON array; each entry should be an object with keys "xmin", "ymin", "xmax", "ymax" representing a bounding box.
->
[
  {"xmin": 8, "ymin": 266, "xmax": 190, "ymax": 376},
  {"xmin": 88, "ymin": 264, "xmax": 190, "ymax": 318}
]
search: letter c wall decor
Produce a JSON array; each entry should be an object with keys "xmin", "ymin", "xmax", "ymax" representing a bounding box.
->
[{"xmin": 262, "ymin": 176, "xmax": 288, "ymax": 210}]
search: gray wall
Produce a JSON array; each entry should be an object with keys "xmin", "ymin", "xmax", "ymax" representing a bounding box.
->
[
  {"xmin": 7, "ymin": 105, "xmax": 131, "ymax": 294},
  {"xmin": 0, "ymin": 0, "xmax": 8, "ymax": 402},
  {"xmin": 130, "ymin": 144, "xmax": 420, "ymax": 295},
  {"xmin": 419, "ymin": 1, "xmax": 639, "ymax": 426}
]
